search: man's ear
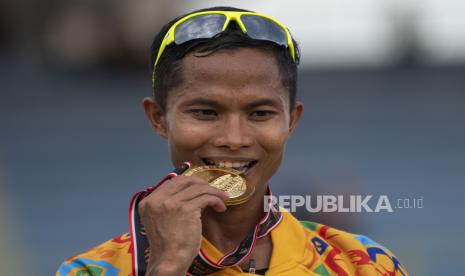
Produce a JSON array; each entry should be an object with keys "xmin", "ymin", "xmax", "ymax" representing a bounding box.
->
[
  {"xmin": 289, "ymin": 101, "xmax": 303, "ymax": 134},
  {"xmin": 143, "ymin": 97, "xmax": 168, "ymax": 138}
]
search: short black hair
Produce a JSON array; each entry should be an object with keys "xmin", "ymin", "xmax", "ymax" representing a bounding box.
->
[{"xmin": 149, "ymin": 6, "xmax": 300, "ymax": 113}]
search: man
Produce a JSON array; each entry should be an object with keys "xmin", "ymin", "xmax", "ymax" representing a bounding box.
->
[{"xmin": 57, "ymin": 6, "xmax": 408, "ymax": 276}]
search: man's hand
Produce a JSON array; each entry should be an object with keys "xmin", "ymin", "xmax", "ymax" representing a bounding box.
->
[{"xmin": 138, "ymin": 175, "xmax": 229, "ymax": 275}]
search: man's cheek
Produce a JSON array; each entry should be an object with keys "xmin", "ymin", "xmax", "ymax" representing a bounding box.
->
[{"xmin": 261, "ymin": 132, "xmax": 289, "ymax": 151}]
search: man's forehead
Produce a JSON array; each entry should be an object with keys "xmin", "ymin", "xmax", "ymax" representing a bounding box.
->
[
  {"xmin": 163, "ymin": 47, "xmax": 289, "ymax": 109},
  {"xmin": 181, "ymin": 47, "xmax": 281, "ymax": 80}
]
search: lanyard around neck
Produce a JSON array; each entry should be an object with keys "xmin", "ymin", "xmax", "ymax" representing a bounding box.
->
[{"xmin": 128, "ymin": 162, "xmax": 282, "ymax": 276}]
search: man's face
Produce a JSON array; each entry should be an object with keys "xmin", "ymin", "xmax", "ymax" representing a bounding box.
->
[{"xmin": 144, "ymin": 47, "xmax": 302, "ymax": 193}]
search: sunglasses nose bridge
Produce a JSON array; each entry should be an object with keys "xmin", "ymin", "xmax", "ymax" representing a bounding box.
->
[{"xmin": 223, "ymin": 14, "xmax": 247, "ymax": 33}]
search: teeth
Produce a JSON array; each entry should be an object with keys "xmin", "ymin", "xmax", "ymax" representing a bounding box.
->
[{"xmin": 205, "ymin": 159, "xmax": 252, "ymax": 169}]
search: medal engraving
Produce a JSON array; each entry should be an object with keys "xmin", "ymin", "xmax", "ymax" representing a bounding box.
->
[
  {"xmin": 210, "ymin": 174, "xmax": 246, "ymax": 199},
  {"xmin": 182, "ymin": 165, "xmax": 254, "ymax": 205}
]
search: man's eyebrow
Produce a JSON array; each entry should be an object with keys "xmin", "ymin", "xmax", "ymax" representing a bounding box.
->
[
  {"xmin": 180, "ymin": 98, "xmax": 283, "ymax": 109},
  {"xmin": 180, "ymin": 98, "xmax": 223, "ymax": 107},
  {"xmin": 244, "ymin": 99, "xmax": 283, "ymax": 110}
]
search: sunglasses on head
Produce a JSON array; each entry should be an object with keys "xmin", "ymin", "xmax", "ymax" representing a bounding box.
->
[{"xmin": 152, "ymin": 11, "xmax": 296, "ymax": 86}]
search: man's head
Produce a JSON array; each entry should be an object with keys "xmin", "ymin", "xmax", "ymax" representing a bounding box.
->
[
  {"xmin": 149, "ymin": 6, "xmax": 300, "ymax": 113},
  {"xmin": 144, "ymin": 7, "xmax": 303, "ymax": 197}
]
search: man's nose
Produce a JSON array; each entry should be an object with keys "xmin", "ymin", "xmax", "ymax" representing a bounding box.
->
[{"xmin": 213, "ymin": 115, "xmax": 253, "ymax": 151}]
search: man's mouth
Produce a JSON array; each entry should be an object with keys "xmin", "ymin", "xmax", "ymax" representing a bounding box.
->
[{"xmin": 201, "ymin": 158, "xmax": 258, "ymax": 174}]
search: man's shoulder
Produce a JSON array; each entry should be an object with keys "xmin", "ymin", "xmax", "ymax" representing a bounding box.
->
[
  {"xmin": 56, "ymin": 233, "xmax": 132, "ymax": 276},
  {"xmin": 299, "ymin": 219, "xmax": 408, "ymax": 275}
]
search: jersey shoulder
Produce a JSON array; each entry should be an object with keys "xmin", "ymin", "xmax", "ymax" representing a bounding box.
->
[
  {"xmin": 300, "ymin": 220, "xmax": 408, "ymax": 275},
  {"xmin": 56, "ymin": 233, "xmax": 132, "ymax": 276}
]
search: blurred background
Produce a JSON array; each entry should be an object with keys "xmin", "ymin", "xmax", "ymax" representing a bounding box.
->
[{"xmin": 1, "ymin": 0, "xmax": 464, "ymax": 275}]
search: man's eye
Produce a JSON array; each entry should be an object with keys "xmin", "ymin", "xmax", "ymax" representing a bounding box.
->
[
  {"xmin": 249, "ymin": 110, "xmax": 277, "ymax": 121},
  {"xmin": 190, "ymin": 109, "xmax": 218, "ymax": 120}
]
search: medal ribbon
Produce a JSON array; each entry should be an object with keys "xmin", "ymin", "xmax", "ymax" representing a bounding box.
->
[{"xmin": 128, "ymin": 162, "xmax": 282, "ymax": 276}]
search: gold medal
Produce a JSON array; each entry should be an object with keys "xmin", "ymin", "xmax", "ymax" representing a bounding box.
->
[{"xmin": 182, "ymin": 165, "xmax": 254, "ymax": 205}]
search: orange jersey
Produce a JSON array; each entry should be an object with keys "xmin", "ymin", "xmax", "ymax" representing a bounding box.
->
[{"xmin": 57, "ymin": 210, "xmax": 407, "ymax": 275}]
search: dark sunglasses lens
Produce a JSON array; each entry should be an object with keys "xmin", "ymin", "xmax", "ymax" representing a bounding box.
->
[
  {"xmin": 175, "ymin": 14, "xmax": 226, "ymax": 45},
  {"xmin": 241, "ymin": 15, "xmax": 288, "ymax": 46}
]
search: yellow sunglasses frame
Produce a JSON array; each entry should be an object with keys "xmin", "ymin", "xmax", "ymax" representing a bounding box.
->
[{"xmin": 152, "ymin": 11, "xmax": 295, "ymax": 85}]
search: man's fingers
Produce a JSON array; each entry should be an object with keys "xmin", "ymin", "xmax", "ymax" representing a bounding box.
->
[
  {"xmin": 151, "ymin": 175, "xmax": 207, "ymax": 197},
  {"xmin": 139, "ymin": 175, "xmax": 229, "ymax": 215},
  {"xmin": 171, "ymin": 182, "xmax": 230, "ymax": 202},
  {"xmin": 186, "ymin": 194, "xmax": 227, "ymax": 213}
]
